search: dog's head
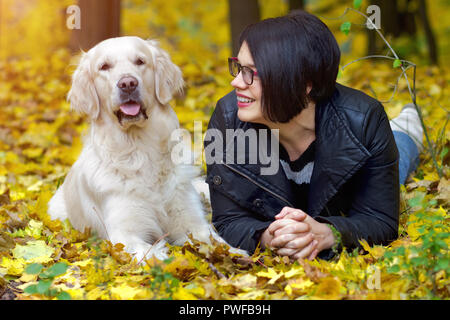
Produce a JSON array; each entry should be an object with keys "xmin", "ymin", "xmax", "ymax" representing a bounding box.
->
[{"xmin": 68, "ymin": 36, "xmax": 184, "ymax": 130}]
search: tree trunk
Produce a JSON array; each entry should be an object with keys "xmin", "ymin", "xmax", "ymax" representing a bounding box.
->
[
  {"xmin": 289, "ymin": 0, "xmax": 305, "ymax": 11},
  {"xmin": 367, "ymin": 0, "xmax": 438, "ymax": 65},
  {"xmin": 69, "ymin": 0, "xmax": 121, "ymax": 52},
  {"xmin": 367, "ymin": 0, "xmax": 416, "ymax": 54},
  {"xmin": 228, "ymin": 0, "xmax": 260, "ymax": 56},
  {"xmin": 418, "ymin": 0, "xmax": 438, "ymax": 65}
]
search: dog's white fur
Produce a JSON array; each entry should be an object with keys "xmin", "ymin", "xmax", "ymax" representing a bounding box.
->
[{"xmin": 48, "ymin": 36, "xmax": 244, "ymax": 261}]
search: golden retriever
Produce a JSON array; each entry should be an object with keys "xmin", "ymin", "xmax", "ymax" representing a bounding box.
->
[{"xmin": 48, "ymin": 36, "xmax": 245, "ymax": 261}]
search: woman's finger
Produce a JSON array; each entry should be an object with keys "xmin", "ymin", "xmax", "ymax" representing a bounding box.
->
[
  {"xmin": 307, "ymin": 248, "xmax": 319, "ymax": 261},
  {"xmin": 273, "ymin": 222, "xmax": 310, "ymax": 238},
  {"xmin": 267, "ymin": 218, "xmax": 298, "ymax": 235},
  {"xmin": 282, "ymin": 210, "xmax": 307, "ymax": 222},
  {"xmin": 282, "ymin": 233, "xmax": 314, "ymax": 249},
  {"xmin": 274, "ymin": 206, "xmax": 296, "ymax": 219},
  {"xmin": 292, "ymin": 240, "xmax": 318, "ymax": 261},
  {"xmin": 276, "ymin": 247, "xmax": 301, "ymax": 257},
  {"xmin": 270, "ymin": 233, "xmax": 299, "ymax": 248}
]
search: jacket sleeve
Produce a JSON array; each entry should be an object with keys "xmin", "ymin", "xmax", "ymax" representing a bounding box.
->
[
  {"xmin": 205, "ymin": 97, "xmax": 271, "ymax": 253},
  {"xmin": 315, "ymin": 102, "xmax": 400, "ymax": 249},
  {"xmin": 210, "ymin": 186, "xmax": 272, "ymax": 252}
]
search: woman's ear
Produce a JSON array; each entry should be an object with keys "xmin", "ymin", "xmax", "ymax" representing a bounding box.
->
[
  {"xmin": 306, "ymin": 83, "xmax": 313, "ymax": 95},
  {"xmin": 67, "ymin": 52, "xmax": 100, "ymax": 120},
  {"xmin": 146, "ymin": 40, "xmax": 184, "ymax": 105}
]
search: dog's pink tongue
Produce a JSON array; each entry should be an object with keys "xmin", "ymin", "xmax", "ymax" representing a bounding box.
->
[{"xmin": 119, "ymin": 103, "xmax": 140, "ymax": 116}]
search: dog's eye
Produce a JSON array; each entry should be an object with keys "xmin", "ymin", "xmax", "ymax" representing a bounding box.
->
[
  {"xmin": 100, "ymin": 63, "xmax": 111, "ymax": 71},
  {"xmin": 135, "ymin": 58, "xmax": 145, "ymax": 66}
]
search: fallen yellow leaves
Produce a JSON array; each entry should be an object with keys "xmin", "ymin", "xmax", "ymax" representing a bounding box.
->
[
  {"xmin": 12, "ymin": 240, "xmax": 55, "ymax": 264},
  {"xmin": 0, "ymin": 0, "xmax": 448, "ymax": 301}
]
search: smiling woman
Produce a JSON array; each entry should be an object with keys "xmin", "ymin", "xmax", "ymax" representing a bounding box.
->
[{"xmin": 205, "ymin": 10, "xmax": 424, "ymax": 261}]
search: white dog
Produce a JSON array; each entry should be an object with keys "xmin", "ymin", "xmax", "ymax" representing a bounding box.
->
[{"xmin": 48, "ymin": 36, "xmax": 244, "ymax": 262}]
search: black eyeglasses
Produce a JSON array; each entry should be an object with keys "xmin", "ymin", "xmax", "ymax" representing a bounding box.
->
[{"xmin": 228, "ymin": 57, "xmax": 259, "ymax": 85}]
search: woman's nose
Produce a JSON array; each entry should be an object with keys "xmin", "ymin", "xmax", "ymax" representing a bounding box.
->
[{"xmin": 231, "ymin": 71, "xmax": 247, "ymax": 89}]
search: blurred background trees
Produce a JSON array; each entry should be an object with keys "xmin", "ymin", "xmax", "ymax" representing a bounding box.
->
[
  {"xmin": 69, "ymin": 0, "xmax": 120, "ymax": 51},
  {"xmin": 53, "ymin": 0, "xmax": 443, "ymax": 65},
  {"xmin": 367, "ymin": 0, "xmax": 438, "ymax": 65},
  {"xmin": 0, "ymin": 0, "xmax": 447, "ymax": 133},
  {"xmin": 228, "ymin": 0, "xmax": 260, "ymax": 56}
]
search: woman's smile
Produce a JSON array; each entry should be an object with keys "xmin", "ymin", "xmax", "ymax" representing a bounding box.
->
[{"xmin": 236, "ymin": 93, "xmax": 255, "ymax": 107}]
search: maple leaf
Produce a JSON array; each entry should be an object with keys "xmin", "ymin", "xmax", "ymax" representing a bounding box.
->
[
  {"xmin": 12, "ymin": 240, "xmax": 55, "ymax": 264},
  {"xmin": 313, "ymin": 277, "xmax": 343, "ymax": 300}
]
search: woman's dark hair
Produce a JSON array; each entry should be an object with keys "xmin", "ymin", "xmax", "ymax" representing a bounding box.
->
[{"xmin": 239, "ymin": 10, "xmax": 341, "ymax": 123}]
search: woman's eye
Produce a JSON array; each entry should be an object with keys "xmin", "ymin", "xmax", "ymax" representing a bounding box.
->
[
  {"xmin": 135, "ymin": 58, "xmax": 145, "ymax": 66},
  {"xmin": 100, "ymin": 63, "xmax": 111, "ymax": 71}
]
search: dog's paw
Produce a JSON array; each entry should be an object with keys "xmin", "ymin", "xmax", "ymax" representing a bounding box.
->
[
  {"xmin": 147, "ymin": 241, "xmax": 169, "ymax": 261},
  {"xmin": 133, "ymin": 241, "xmax": 169, "ymax": 264},
  {"xmin": 47, "ymin": 189, "xmax": 69, "ymax": 222}
]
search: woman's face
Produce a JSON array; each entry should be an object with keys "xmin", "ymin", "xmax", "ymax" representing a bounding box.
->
[{"xmin": 231, "ymin": 41, "xmax": 266, "ymax": 125}]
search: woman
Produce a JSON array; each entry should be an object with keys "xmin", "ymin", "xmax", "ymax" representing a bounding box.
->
[{"xmin": 204, "ymin": 11, "xmax": 423, "ymax": 260}]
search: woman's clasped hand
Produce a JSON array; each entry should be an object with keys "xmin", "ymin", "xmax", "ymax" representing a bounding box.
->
[{"xmin": 262, "ymin": 207, "xmax": 336, "ymax": 261}]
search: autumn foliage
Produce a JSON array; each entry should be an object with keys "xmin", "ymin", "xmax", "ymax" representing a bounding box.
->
[{"xmin": 0, "ymin": 0, "xmax": 448, "ymax": 300}]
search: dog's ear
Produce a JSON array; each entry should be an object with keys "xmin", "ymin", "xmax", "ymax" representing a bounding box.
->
[
  {"xmin": 67, "ymin": 52, "xmax": 100, "ymax": 119},
  {"xmin": 146, "ymin": 40, "xmax": 184, "ymax": 105}
]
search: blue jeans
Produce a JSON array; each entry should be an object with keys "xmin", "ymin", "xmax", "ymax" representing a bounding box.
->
[{"xmin": 393, "ymin": 131, "xmax": 420, "ymax": 185}]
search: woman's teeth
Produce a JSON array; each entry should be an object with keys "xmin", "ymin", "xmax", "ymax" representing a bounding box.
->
[{"xmin": 237, "ymin": 96, "xmax": 255, "ymax": 103}]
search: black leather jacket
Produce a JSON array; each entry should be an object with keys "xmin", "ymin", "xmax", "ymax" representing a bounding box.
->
[{"xmin": 205, "ymin": 83, "xmax": 399, "ymax": 258}]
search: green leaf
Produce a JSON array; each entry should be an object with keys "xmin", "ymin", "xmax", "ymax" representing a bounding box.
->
[
  {"xmin": 57, "ymin": 291, "xmax": 71, "ymax": 300},
  {"xmin": 387, "ymin": 265, "xmax": 400, "ymax": 273},
  {"xmin": 440, "ymin": 147, "xmax": 449, "ymax": 160},
  {"xmin": 409, "ymin": 246, "xmax": 420, "ymax": 254},
  {"xmin": 435, "ymin": 239, "xmax": 448, "ymax": 249},
  {"xmin": 163, "ymin": 257, "xmax": 175, "ymax": 264},
  {"xmin": 397, "ymin": 247, "xmax": 406, "ymax": 256},
  {"xmin": 24, "ymin": 263, "xmax": 44, "ymax": 275},
  {"xmin": 340, "ymin": 22, "xmax": 352, "ymax": 35},
  {"xmin": 36, "ymin": 279, "xmax": 52, "ymax": 295},
  {"xmin": 353, "ymin": 0, "xmax": 363, "ymax": 9},
  {"xmin": 24, "ymin": 284, "xmax": 38, "ymax": 295},
  {"xmin": 436, "ymin": 258, "xmax": 449, "ymax": 270},
  {"xmin": 48, "ymin": 288, "xmax": 59, "ymax": 297},
  {"xmin": 418, "ymin": 225, "xmax": 428, "ymax": 234},
  {"xmin": 410, "ymin": 257, "xmax": 428, "ymax": 267},
  {"xmin": 393, "ymin": 59, "xmax": 402, "ymax": 68},
  {"xmin": 45, "ymin": 262, "xmax": 68, "ymax": 278},
  {"xmin": 407, "ymin": 192, "xmax": 425, "ymax": 208}
]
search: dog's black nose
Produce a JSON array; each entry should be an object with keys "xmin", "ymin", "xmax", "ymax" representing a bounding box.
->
[{"xmin": 117, "ymin": 76, "xmax": 138, "ymax": 93}]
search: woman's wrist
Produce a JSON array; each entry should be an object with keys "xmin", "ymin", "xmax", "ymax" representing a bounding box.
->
[
  {"xmin": 260, "ymin": 228, "xmax": 273, "ymax": 249},
  {"xmin": 312, "ymin": 222, "xmax": 337, "ymax": 252}
]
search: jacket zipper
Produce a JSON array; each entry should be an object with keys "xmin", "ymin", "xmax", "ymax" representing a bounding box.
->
[{"xmin": 221, "ymin": 162, "xmax": 294, "ymax": 207}]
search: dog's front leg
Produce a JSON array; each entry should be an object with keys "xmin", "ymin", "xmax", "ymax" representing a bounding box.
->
[
  {"xmin": 206, "ymin": 226, "xmax": 249, "ymax": 256},
  {"xmin": 103, "ymin": 206, "xmax": 169, "ymax": 263},
  {"xmin": 108, "ymin": 229, "xmax": 169, "ymax": 263},
  {"xmin": 169, "ymin": 208, "xmax": 248, "ymax": 257}
]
